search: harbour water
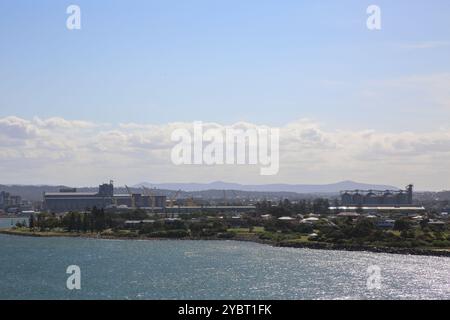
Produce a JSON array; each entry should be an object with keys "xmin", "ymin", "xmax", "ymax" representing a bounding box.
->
[
  {"xmin": 0, "ymin": 227, "xmax": 449, "ymax": 300},
  {"xmin": 0, "ymin": 217, "xmax": 28, "ymax": 229}
]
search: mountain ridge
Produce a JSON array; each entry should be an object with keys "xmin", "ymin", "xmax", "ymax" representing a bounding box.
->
[{"xmin": 133, "ymin": 180, "xmax": 400, "ymax": 193}]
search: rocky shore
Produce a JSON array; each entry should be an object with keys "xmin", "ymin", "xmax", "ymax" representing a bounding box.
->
[{"xmin": 276, "ymin": 241, "xmax": 450, "ymax": 257}]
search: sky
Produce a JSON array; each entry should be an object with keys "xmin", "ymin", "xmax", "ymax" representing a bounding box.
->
[{"xmin": 0, "ymin": 0, "xmax": 450, "ymax": 190}]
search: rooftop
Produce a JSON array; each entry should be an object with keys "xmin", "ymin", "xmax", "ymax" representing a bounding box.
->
[{"xmin": 330, "ymin": 206, "xmax": 425, "ymax": 211}]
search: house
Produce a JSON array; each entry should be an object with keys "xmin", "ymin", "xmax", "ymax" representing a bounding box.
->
[
  {"xmin": 376, "ymin": 219, "xmax": 395, "ymax": 229},
  {"xmin": 164, "ymin": 218, "xmax": 182, "ymax": 224},
  {"xmin": 124, "ymin": 220, "xmax": 155, "ymax": 229},
  {"xmin": 278, "ymin": 216, "xmax": 295, "ymax": 221},
  {"xmin": 300, "ymin": 217, "xmax": 320, "ymax": 225},
  {"xmin": 428, "ymin": 220, "xmax": 446, "ymax": 230},
  {"xmin": 337, "ymin": 212, "xmax": 360, "ymax": 218}
]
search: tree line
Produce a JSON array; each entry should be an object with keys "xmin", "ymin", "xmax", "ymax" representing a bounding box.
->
[
  {"xmin": 28, "ymin": 207, "xmax": 136, "ymax": 232},
  {"xmin": 255, "ymin": 198, "xmax": 331, "ymax": 217}
]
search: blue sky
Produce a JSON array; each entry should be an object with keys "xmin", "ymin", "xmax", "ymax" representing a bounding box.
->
[
  {"xmin": 1, "ymin": 0, "xmax": 449, "ymax": 129},
  {"xmin": 1, "ymin": 1, "xmax": 450, "ymax": 189}
]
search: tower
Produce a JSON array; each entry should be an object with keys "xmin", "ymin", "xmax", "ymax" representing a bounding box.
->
[{"xmin": 406, "ymin": 184, "xmax": 413, "ymax": 204}]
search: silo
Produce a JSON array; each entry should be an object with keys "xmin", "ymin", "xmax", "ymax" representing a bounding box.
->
[
  {"xmin": 364, "ymin": 191, "xmax": 378, "ymax": 205},
  {"xmin": 341, "ymin": 192, "xmax": 353, "ymax": 205},
  {"xmin": 382, "ymin": 191, "xmax": 395, "ymax": 205},
  {"xmin": 352, "ymin": 192, "xmax": 364, "ymax": 205}
]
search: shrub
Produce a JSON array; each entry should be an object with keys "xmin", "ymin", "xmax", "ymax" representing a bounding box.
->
[
  {"xmin": 394, "ymin": 218, "xmax": 412, "ymax": 231},
  {"xmin": 217, "ymin": 232, "xmax": 235, "ymax": 239},
  {"xmin": 431, "ymin": 240, "xmax": 450, "ymax": 248},
  {"xmin": 147, "ymin": 230, "xmax": 190, "ymax": 238}
]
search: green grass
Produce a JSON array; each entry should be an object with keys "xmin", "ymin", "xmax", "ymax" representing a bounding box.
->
[
  {"xmin": 227, "ymin": 227, "xmax": 248, "ymax": 233},
  {"xmin": 227, "ymin": 227, "xmax": 265, "ymax": 234},
  {"xmin": 282, "ymin": 235, "xmax": 312, "ymax": 243}
]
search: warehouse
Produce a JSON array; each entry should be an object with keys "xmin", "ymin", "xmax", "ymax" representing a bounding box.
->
[{"xmin": 44, "ymin": 182, "xmax": 166, "ymax": 213}]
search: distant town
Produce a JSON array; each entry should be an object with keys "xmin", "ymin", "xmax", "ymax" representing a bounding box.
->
[{"xmin": 1, "ymin": 181, "xmax": 450, "ymax": 256}]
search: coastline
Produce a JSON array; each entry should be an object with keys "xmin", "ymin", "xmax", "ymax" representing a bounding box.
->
[{"xmin": 1, "ymin": 228, "xmax": 449, "ymax": 258}]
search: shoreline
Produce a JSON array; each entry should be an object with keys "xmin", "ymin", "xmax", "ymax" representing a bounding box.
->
[{"xmin": 1, "ymin": 229, "xmax": 449, "ymax": 258}]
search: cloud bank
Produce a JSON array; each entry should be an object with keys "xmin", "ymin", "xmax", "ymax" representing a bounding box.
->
[{"xmin": 1, "ymin": 116, "xmax": 449, "ymax": 190}]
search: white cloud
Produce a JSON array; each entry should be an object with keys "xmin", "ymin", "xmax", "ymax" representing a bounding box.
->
[
  {"xmin": 33, "ymin": 117, "xmax": 98, "ymax": 130},
  {"xmin": 0, "ymin": 116, "xmax": 40, "ymax": 139},
  {"xmin": 1, "ymin": 116, "xmax": 450, "ymax": 190}
]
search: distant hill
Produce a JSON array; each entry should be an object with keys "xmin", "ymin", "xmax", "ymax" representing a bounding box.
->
[
  {"xmin": 0, "ymin": 180, "xmax": 400, "ymax": 203},
  {"xmin": 0, "ymin": 185, "xmax": 66, "ymax": 202},
  {"xmin": 134, "ymin": 180, "xmax": 399, "ymax": 193}
]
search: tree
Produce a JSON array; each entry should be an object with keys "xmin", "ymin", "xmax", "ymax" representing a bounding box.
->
[
  {"xmin": 75, "ymin": 214, "xmax": 82, "ymax": 232},
  {"xmin": 352, "ymin": 218, "xmax": 375, "ymax": 238},
  {"xmin": 394, "ymin": 218, "xmax": 412, "ymax": 231},
  {"xmin": 282, "ymin": 199, "xmax": 292, "ymax": 210},
  {"xmin": 355, "ymin": 205, "xmax": 364, "ymax": 214},
  {"xmin": 294, "ymin": 200, "xmax": 309, "ymax": 215},
  {"xmin": 68, "ymin": 212, "xmax": 76, "ymax": 232},
  {"xmin": 82, "ymin": 212, "xmax": 89, "ymax": 232},
  {"xmin": 313, "ymin": 198, "xmax": 330, "ymax": 215},
  {"xmin": 420, "ymin": 218, "xmax": 429, "ymax": 231},
  {"xmin": 332, "ymin": 199, "xmax": 341, "ymax": 214},
  {"xmin": 29, "ymin": 214, "xmax": 35, "ymax": 230},
  {"xmin": 37, "ymin": 213, "xmax": 46, "ymax": 231}
]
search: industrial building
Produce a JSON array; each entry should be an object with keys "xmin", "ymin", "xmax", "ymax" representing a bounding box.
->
[
  {"xmin": 44, "ymin": 182, "xmax": 166, "ymax": 213},
  {"xmin": 332, "ymin": 184, "xmax": 425, "ymax": 213},
  {"xmin": 0, "ymin": 191, "xmax": 22, "ymax": 211},
  {"xmin": 340, "ymin": 184, "xmax": 414, "ymax": 206}
]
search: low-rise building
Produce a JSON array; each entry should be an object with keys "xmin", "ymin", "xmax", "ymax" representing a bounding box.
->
[
  {"xmin": 44, "ymin": 182, "xmax": 166, "ymax": 213},
  {"xmin": 376, "ymin": 219, "xmax": 396, "ymax": 229}
]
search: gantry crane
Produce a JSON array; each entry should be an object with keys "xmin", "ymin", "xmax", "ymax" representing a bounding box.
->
[
  {"xmin": 168, "ymin": 189, "xmax": 181, "ymax": 208},
  {"xmin": 125, "ymin": 185, "xmax": 136, "ymax": 208},
  {"xmin": 142, "ymin": 186, "xmax": 156, "ymax": 212},
  {"xmin": 186, "ymin": 193, "xmax": 196, "ymax": 207}
]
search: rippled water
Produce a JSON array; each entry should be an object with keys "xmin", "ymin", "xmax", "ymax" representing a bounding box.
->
[
  {"xmin": 0, "ymin": 217, "xmax": 27, "ymax": 229},
  {"xmin": 0, "ymin": 232, "xmax": 449, "ymax": 300}
]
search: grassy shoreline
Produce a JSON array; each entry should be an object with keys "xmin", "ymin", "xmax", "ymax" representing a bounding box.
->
[{"xmin": 1, "ymin": 228, "xmax": 449, "ymax": 258}]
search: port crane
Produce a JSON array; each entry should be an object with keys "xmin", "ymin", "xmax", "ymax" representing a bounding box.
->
[
  {"xmin": 186, "ymin": 193, "xmax": 197, "ymax": 207},
  {"xmin": 168, "ymin": 189, "xmax": 181, "ymax": 208},
  {"xmin": 125, "ymin": 185, "xmax": 136, "ymax": 208},
  {"xmin": 142, "ymin": 186, "xmax": 156, "ymax": 212},
  {"xmin": 110, "ymin": 180, "xmax": 118, "ymax": 207}
]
